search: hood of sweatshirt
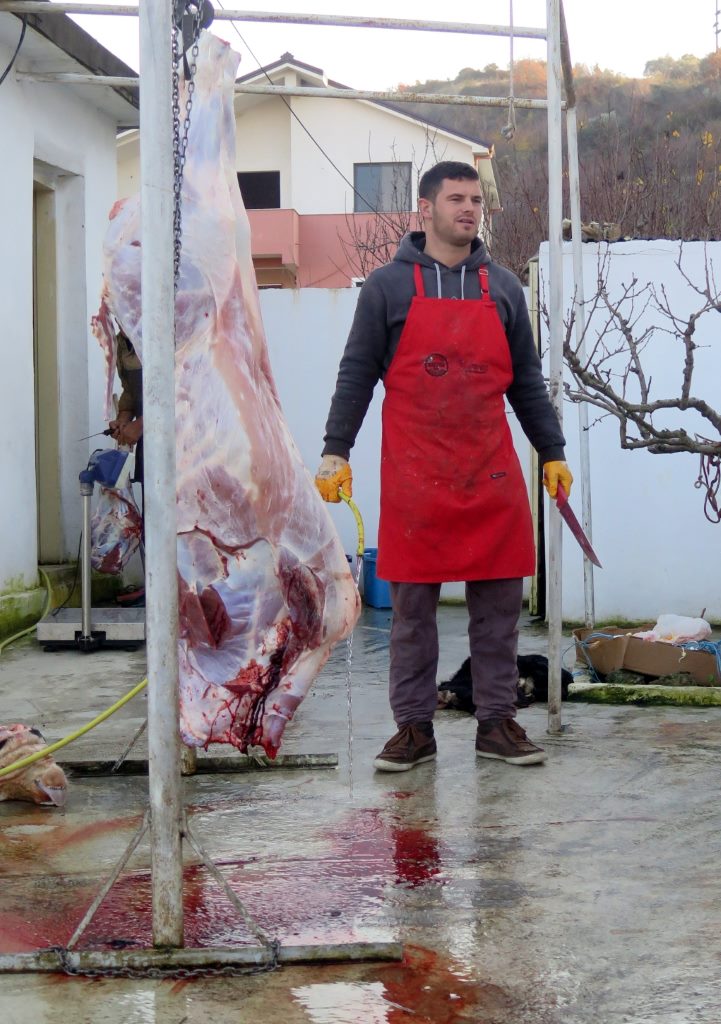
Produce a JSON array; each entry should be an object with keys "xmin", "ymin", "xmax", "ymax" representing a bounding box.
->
[{"xmin": 393, "ymin": 232, "xmax": 491, "ymax": 299}]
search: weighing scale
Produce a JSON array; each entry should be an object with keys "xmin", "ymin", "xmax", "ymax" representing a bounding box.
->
[{"xmin": 37, "ymin": 450, "xmax": 146, "ymax": 652}]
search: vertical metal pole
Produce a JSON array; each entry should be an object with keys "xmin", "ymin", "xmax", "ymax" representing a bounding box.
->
[
  {"xmin": 139, "ymin": 0, "xmax": 184, "ymax": 946},
  {"xmin": 560, "ymin": 2, "xmax": 595, "ymax": 629},
  {"xmin": 546, "ymin": 0, "xmax": 564, "ymax": 734},
  {"xmin": 80, "ymin": 482, "xmax": 94, "ymax": 639},
  {"xmin": 565, "ymin": 106, "xmax": 595, "ymax": 628}
]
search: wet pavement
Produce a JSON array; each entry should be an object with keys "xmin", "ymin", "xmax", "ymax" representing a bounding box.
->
[{"xmin": 1, "ymin": 605, "xmax": 720, "ymax": 1023}]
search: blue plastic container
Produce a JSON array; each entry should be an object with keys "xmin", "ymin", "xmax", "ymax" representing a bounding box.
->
[{"xmin": 362, "ymin": 548, "xmax": 392, "ymax": 609}]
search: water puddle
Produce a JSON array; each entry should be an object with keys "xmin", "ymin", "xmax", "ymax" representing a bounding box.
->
[
  {"xmin": 292, "ymin": 981, "xmax": 408, "ymax": 1023},
  {"xmin": 289, "ymin": 946, "xmax": 502, "ymax": 1024}
]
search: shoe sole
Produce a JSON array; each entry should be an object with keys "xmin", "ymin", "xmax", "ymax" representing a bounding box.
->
[
  {"xmin": 373, "ymin": 752, "xmax": 437, "ymax": 772},
  {"xmin": 475, "ymin": 749, "xmax": 547, "ymax": 766}
]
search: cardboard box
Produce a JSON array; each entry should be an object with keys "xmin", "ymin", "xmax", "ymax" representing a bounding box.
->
[{"xmin": 574, "ymin": 626, "xmax": 721, "ymax": 686}]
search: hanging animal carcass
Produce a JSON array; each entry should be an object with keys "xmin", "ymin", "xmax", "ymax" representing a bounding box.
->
[{"xmin": 92, "ymin": 33, "xmax": 360, "ymax": 757}]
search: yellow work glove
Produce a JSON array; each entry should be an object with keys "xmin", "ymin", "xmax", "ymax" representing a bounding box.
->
[
  {"xmin": 315, "ymin": 454, "xmax": 352, "ymax": 503},
  {"xmin": 543, "ymin": 460, "xmax": 573, "ymax": 499}
]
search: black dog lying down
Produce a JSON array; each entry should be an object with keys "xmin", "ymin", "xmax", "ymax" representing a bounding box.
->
[{"xmin": 437, "ymin": 655, "xmax": 572, "ymax": 712}]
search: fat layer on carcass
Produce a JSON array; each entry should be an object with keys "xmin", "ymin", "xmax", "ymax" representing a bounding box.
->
[{"xmin": 92, "ymin": 33, "xmax": 360, "ymax": 756}]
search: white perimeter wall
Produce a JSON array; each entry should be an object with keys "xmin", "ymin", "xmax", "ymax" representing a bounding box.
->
[
  {"xmin": 0, "ymin": 52, "xmax": 119, "ymax": 593},
  {"xmin": 539, "ymin": 240, "xmax": 721, "ymax": 622}
]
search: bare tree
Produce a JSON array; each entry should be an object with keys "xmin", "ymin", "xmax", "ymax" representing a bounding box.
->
[
  {"xmin": 337, "ymin": 133, "xmax": 463, "ymax": 279},
  {"xmin": 545, "ymin": 245, "xmax": 721, "ymax": 520}
]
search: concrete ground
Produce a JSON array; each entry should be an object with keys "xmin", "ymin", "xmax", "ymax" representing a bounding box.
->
[{"xmin": 1, "ymin": 604, "xmax": 720, "ymax": 1024}]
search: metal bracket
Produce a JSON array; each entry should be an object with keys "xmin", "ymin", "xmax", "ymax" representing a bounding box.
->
[{"xmin": 173, "ymin": 0, "xmax": 214, "ymax": 53}]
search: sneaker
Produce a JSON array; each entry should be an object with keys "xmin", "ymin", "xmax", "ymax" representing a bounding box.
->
[
  {"xmin": 475, "ymin": 718, "xmax": 547, "ymax": 766},
  {"xmin": 373, "ymin": 723, "xmax": 437, "ymax": 772}
]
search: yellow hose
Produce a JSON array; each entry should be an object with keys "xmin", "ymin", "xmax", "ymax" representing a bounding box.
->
[
  {"xmin": 0, "ymin": 677, "xmax": 148, "ymax": 779},
  {"xmin": 339, "ymin": 492, "xmax": 365, "ymax": 556},
  {"xmin": 0, "ymin": 567, "xmax": 54, "ymax": 656}
]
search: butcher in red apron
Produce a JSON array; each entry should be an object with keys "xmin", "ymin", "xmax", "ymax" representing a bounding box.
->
[{"xmin": 316, "ymin": 161, "xmax": 572, "ymax": 771}]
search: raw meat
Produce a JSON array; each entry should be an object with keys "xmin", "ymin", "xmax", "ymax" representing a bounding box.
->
[
  {"xmin": 92, "ymin": 33, "xmax": 360, "ymax": 755},
  {"xmin": 90, "ymin": 484, "xmax": 143, "ymax": 574}
]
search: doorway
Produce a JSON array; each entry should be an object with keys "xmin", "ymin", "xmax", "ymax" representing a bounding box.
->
[{"xmin": 33, "ymin": 178, "xmax": 62, "ymax": 563}]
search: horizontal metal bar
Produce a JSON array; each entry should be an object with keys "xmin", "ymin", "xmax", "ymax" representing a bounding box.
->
[
  {"xmin": 15, "ymin": 73, "xmax": 555, "ymax": 109},
  {"xmin": 58, "ymin": 752, "xmax": 339, "ymax": 775},
  {"xmin": 16, "ymin": 71, "xmax": 137, "ymax": 85},
  {"xmin": 0, "ymin": 941, "xmax": 404, "ymax": 973},
  {"xmin": 0, "ymin": 3, "xmax": 547, "ymax": 40},
  {"xmin": 240, "ymin": 84, "xmax": 553, "ymax": 108}
]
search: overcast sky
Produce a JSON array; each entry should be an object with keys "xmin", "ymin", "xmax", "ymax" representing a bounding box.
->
[{"xmin": 71, "ymin": 0, "xmax": 719, "ymax": 86}]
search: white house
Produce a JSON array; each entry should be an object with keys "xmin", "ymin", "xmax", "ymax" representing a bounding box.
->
[
  {"xmin": 0, "ymin": 8, "xmax": 138, "ymax": 635},
  {"xmin": 117, "ymin": 53, "xmax": 500, "ymax": 288}
]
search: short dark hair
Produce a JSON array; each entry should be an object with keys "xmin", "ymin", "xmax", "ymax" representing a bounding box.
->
[{"xmin": 418, "ymin": 161, "xmax": 479, "ymax": 201}]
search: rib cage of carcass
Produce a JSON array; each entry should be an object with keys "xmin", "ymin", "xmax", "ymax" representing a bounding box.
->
[{"xmin": 92, "ymin": 33, "xmax": 360, "ymax": 756}]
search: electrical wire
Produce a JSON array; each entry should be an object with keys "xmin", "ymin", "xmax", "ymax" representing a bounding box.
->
[
  {"xmin": 0, "ymin": 16, "xmax": 26, "ymax": 88},
  {"xmin": 49, "ymin": 532, "xmax": 83, "ymax": 619}
]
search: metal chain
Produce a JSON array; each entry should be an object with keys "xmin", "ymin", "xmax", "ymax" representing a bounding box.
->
[
  {"xmin": 50, "ymin": 946, "xmax": 279, "ymax": 979},
  {"xmin": 172, "ymin": 3, "xmax": 204, "ymax": 292}
]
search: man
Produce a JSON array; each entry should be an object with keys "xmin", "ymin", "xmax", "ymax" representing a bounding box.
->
[
  {"xmin": 108, "ymin": 329, "xmax": 145, "ymax": 605},
  {"xmin": 108, "ymin": 329, "xmax": 144, "ymax": 475},
  {"xmin": 315, "ymin": 160, "xmax": 572, "ymax": 772}
]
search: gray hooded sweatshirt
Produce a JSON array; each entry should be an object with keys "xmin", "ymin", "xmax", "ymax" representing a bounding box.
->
[{"xmin": 322, "ymin": 232, "xmax": 565, "ymax": 464}]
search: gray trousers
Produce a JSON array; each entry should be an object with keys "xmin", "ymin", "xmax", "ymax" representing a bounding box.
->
[{"xmin": 388, "ymin": 578, "xmax": 524, "ymax": 725}]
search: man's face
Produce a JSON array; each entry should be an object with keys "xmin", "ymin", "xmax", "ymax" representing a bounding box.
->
[{"xmin": 420, "ymin": 177, "xmax": 483, "ymax": 249}]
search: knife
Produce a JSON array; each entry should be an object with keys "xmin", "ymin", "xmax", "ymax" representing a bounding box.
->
[
  {"xmin": 556, "ymin": 483, "xmax": 602, "ymax": 567},
  {"xmin": 77, "ymin": 429, "xmax": 112, "ymax": 442}
]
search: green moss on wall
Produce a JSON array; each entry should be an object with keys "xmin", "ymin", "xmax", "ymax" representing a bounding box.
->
[
  {"xmin": 0, "ymin": 566, "xmax": 124, "ymax": 642},
  {"xmin": 569, "ymin": 683, "xmax": 721, "ymax": 707}
]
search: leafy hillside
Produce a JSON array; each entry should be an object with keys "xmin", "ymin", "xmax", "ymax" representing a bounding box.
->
[{"xmin": 394, "ymin": 54, "xmax": 721, "ymax": 273}]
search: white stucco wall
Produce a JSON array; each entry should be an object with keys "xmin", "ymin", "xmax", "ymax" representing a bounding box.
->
[
  {"xmin": 1, "ymin": 60, "xmax": 122, "ymax": 594},
  {"xmin": 233, "ymin": 98, "xmax": 292, "ymax": 205},
  {"xmin": 539, "ymin": 240, "xmax": 721, "ymax": 622}
]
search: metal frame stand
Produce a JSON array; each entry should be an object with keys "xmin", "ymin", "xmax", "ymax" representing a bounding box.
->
[
  {"xmin": 0, "ymin": 0, "xmax": 585, "ymax": 973},
  {"xmin": 0, "ymin": 808, "xmax": 400, "ymax": 976}
]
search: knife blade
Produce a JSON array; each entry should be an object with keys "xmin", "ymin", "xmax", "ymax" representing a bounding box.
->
[
  {"xmin": 77, "ymin": 429, "xmax": 112, "ymax": 442},
  {"xmin": 556, "ymin": 483, "xmax": 602, "ymax": 568}
]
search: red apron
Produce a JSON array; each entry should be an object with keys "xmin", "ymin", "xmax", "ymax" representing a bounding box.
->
[{"xmin": 376, "ymin": 263, "xmax": 535, "ymax": 583}]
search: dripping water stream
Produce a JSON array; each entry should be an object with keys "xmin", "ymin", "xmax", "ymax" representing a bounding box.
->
[{"xmin": 344, "ymin": 554, "xmax": 364, "ymax": 800}]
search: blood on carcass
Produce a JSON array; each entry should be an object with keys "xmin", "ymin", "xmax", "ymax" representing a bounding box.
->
[{"xmin": 91, "ymin": 33, "xmax": 360, "ymax": 758}]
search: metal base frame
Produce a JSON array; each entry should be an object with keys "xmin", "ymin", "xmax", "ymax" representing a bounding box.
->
[
  {"xmin": 0, "ymin": 808, "xmax": 401, "ymax": 977},
  {"xmin": 58, "ymin": 752, "xmax": 339, "ymax": 775},
  {"xmin": 0, "ymin": 942, "xmax": 403, "ymax": 975},
  {"xmin": 37, "ymin": 607, "xmax": 146, "ymax": 650}
]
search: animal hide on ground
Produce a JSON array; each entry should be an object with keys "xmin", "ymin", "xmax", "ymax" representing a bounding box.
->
[
  {"xmin": 437, "ymin": 655, "xmax": 573, "ymax": 713},
  {"xmin": 0, "ymin": 725, "xmax": 68, "ymax": 806}
]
